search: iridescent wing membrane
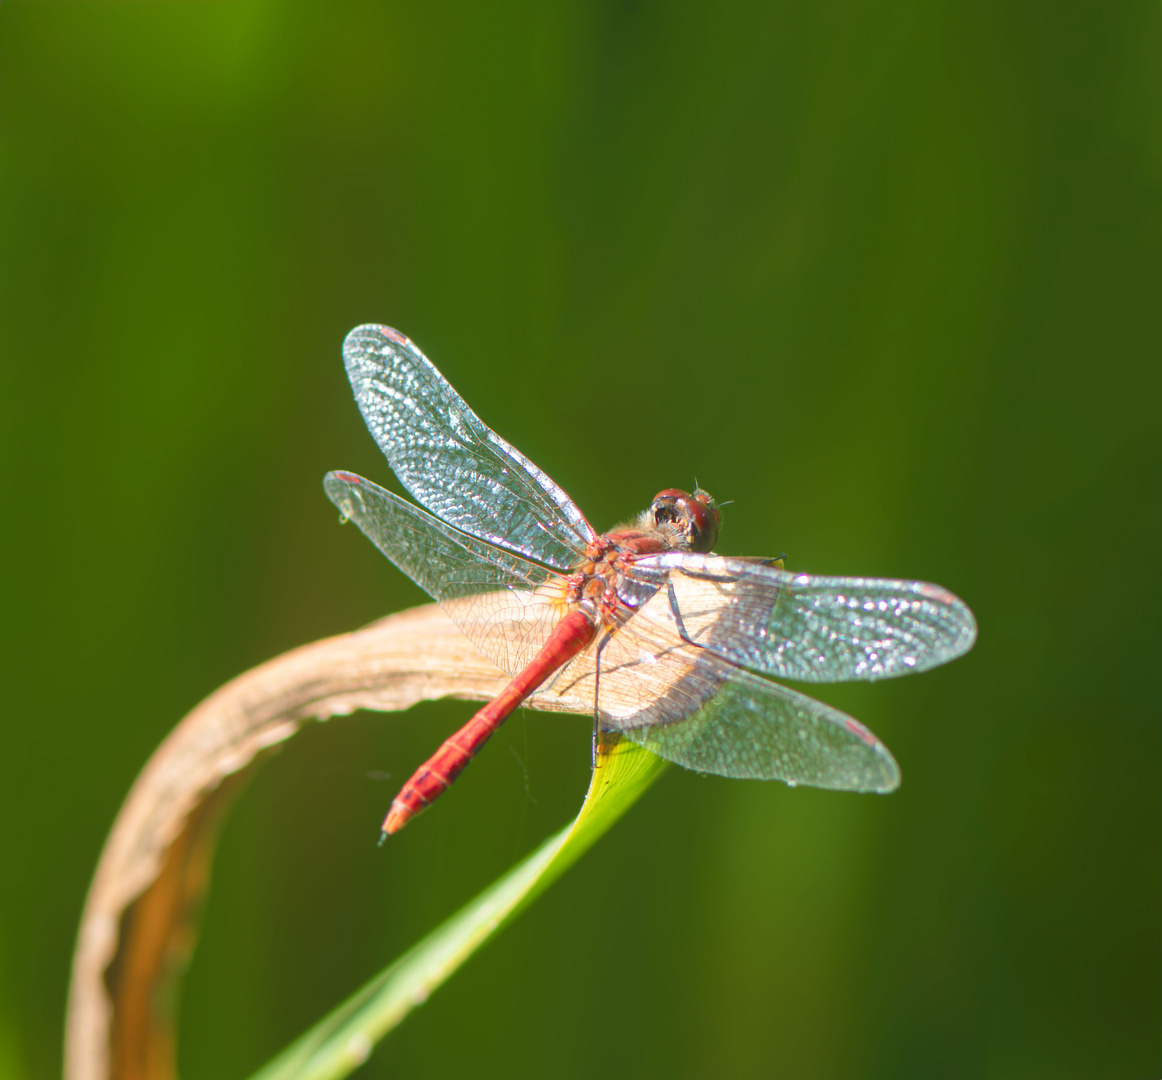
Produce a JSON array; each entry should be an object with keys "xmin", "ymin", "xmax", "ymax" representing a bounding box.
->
[
  {"xmin": 574, "ymin": 555, "xmax": 977, "ymax": 790},
  {"xmin": 538, "ymin": 582, "xmax": 903, "ymax": 792},
  {"xmin": 342, "ymin": 325, "xmax": 595, "ymax": 569},
  {"xmin": 327, "ymin": 325, "xmax": 977, "ymax": 793},
  {"xmin": 639, "ymin": 553, "xmax": 978, "ymax": 682},
  {"xmin": 324, "ymin": 472, "xmax": 566, "ymax": 679}
]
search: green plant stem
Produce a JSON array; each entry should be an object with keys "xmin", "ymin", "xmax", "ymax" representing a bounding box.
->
[{"xmin": 247, "ymin": 737, "xmax": 668, "ymax": 1080}]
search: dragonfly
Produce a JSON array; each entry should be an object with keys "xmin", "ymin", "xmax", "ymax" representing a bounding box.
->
[{"xmin": 325, "ymin": 325, "xmax": 977, "ymax": 839}]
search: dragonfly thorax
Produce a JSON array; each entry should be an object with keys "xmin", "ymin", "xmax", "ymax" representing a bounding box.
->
[{"xmin": 563, "ymin": 489, "xmax": 720, "ymax": 626}]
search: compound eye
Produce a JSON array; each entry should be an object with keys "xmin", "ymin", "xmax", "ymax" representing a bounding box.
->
[
  {"xmin": 649, "ymin": 488, "xmax": 719, "ymax": 553},
  {"xmin": 683, "ymin": 492, "xmax": 719, "ymax": 552}
]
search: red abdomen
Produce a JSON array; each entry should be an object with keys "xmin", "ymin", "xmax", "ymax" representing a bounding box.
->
[{"xmin": 382, "ymin": 608, "xmax": 596, "ymax": 836}]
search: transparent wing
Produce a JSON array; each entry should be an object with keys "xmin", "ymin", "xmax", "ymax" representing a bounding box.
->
[
  {"xmin": 621, "ymin": 666, "xmax": 900, "ymax": 791},
  {"xmin": 633, "ymin": 553, "xmax": 977, "ymax": 683},
  {"xmin": 342, "ymin": 325, "xmax": 596, "ymax": 570},
  {"xmin": 531, "ymin": 587, "xmax": 899, "ymax": 791},
  {"xmin": 324, "ymin": 471, "xmax": 567, "ymax": 677}
]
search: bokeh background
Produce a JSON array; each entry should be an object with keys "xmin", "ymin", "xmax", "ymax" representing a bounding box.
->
[{"xmin": 1, "ymin": 3, "xmax": 1158, "ymax": 1079}]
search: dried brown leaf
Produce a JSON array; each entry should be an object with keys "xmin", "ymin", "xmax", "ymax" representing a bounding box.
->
[{"xmin": 65, "ymin": 604, "xmax": 543, "ymax": 1080}]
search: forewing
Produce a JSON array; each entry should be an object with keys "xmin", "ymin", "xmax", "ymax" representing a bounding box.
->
[
  {"xmin": 325, "ymin": 471, "xmax": 564, "ymax": 677},
  {"xmin": 342, "ymin": 325, "xmax": 595, "ymax": 569},
  {"xmin": 529, "ymin": 584, "xmax": 899, "ymax": 792},
  {"xmin": 637, "ymin": 553, "xmax": 977, "ymax": 683}
]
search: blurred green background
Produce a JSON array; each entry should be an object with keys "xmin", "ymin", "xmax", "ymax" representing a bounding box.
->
[{"xmin": 1, "ymin": 2, "xmax": 1158, "ymax": 1078}]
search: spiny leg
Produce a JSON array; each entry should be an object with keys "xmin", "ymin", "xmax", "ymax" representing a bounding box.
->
[{"xmin": 591, "ymin": 633, "xmax": 611, "ymax": 768}]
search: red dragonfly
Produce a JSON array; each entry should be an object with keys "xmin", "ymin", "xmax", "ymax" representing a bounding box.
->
[{"xmin": 325, "ymin": 325, "xmax": 976, "ymax": 838}]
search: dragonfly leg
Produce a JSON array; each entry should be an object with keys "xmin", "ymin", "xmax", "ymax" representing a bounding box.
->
[
  {"xmin": 667, "ymin": 581, "xmax": 698, "ymax": 647},
  {"xmin": 591, "ymin": 633, "xmax": 611, "ymax": 768}
]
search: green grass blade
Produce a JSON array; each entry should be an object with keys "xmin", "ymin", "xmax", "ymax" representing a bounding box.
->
[{"xmin": 246, "ymin": 738, "xmax": 668, "ymax": 1080}]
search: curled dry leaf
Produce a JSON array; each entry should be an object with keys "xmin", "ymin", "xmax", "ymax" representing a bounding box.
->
[{"xmin": 66, "ymin": 603, "xmax": 593, "ymax": 1080}]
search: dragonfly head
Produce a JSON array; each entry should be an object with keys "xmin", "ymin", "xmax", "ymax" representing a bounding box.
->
[{"xmin": 649, "ymin": 488, "xmax": 720, "ymax": 553}]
